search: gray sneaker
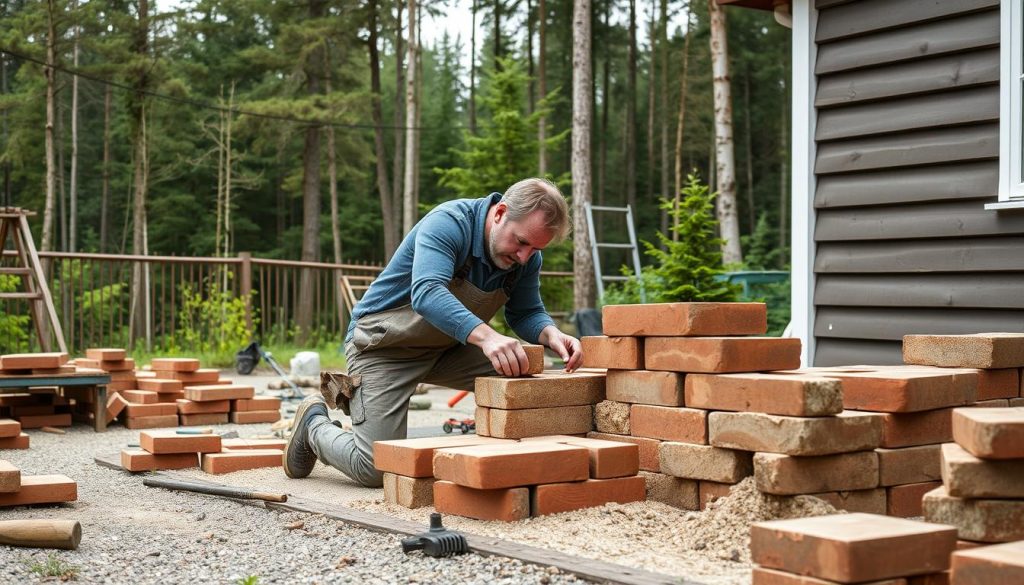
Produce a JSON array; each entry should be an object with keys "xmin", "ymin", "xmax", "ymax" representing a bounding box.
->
[{"xmin": 283, "ymin": 395, "xmax": 329, "ymax": 479}]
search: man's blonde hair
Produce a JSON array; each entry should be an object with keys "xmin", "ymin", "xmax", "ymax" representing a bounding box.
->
[{"xmin": 502, "ymin": 178, "xmax": 571, "ymax": 242}]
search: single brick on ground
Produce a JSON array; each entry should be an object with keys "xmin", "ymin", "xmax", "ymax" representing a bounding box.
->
[
  {"xmin": 120, "ymin": 448, "xmax": 199, "ymax": 472},
  {"xmin": 201, "ymin": 449, "xmax": 284, "ymax": 474},
  {"xmin": 0, "ymin": 475, "xmax": 77, "ymax": 507},
  {"xmin": 140, "ymin": 430, "xmax": 221, "ymax": 454},
  {"xmin": 230, "ymin": 410, "xmax": 281, "ymax": 424},
  {"xmin": 750, "ymin": 513, "xmax": 957, "ymax": 583},
  {"xmin": 124, "ymin": 414, "xmax": 180, "ymax": 429},
  {"xmin": 180, "ymin": 413, "xmax": 229, "ymax": 426}
]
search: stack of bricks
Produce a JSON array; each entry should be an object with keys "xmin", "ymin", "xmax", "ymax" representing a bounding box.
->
[
  {"xmin": 0, "ymin": 417, "xmax": 28, "ymax": 449},
  {"xmin": 750, "ymin": 513, "xmax": 957, "ymax": 585},
  {"xmin": 0, "ymin": 352, "xmax": 73, "ymax": 429},
  {"xmin": 582, "ymin": 302, "xmax": 804, "ymax": 510},
  {"xmin": 120, "ymin": 430, "xmax": 285, "ymax": 474},
  {"xmin": 71, "ymin": 348, "xmax": 137, "ymax": 393},
  {"xmin": 228, "ymin": 395, "xmax": 282, "ymax": 425},
  {"xmin": 950, "ymin": 541, "xmax": 1024, "ymax": 584},
  {"xmin": 151, "ymin": 358, "xmax": 250, "ymax": 426},
  {"xmin": 923, "ymin": 407, "xmax": 1024, "ymax": 547},
  {"xmin": 0, "ymin": 459, "xmax": 77, "ymax": 507}
]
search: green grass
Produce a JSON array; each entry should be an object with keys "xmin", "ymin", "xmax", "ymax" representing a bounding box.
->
[
  {"xmin": 25, "ymin": 553, "xmax": 78, "ymax": 580},
  {"xmin": 128, "ymin": 342, "xmax": 346, "ymax": 371},
  {"xmin": 236, "ymin": 576, "xmax": 260, "ymax": 585}
]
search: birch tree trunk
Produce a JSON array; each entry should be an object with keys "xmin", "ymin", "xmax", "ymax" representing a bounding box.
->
[
  {"xmin": 708, "ymin": 0, "xmax": 742, "ymax": 264},
  {"xmin": 42, "ymin": 0, "xmax": 58, "ymax": 254},
  {"xmin": 536, "ymin": 0, "xmax": 546, "ymax": 173},
  {"xmin": 625, "ymin": 0, "xmax": 637, "ymax": 212},
  {"xmin": 744, "ymin": 65, "xmax": 754, "ymax": 233},
  {"xmin": 402, "ymin": 0, "xmax": 418, "ymax": 236},
  {"xmin": 597, "ymin": 3, "xmax": 609, "ymax": 204},
  {"xmin": 393, "ymin": 1, "xmax": 405, "ymax": 227},
  {"xmin": 324, "ymin": 52, "xmax": 341, "ymax": 265},
  {"xmin": 69, "ymin": 0, "xmax": 79, "ymax": 253},
  {"xmin": 368, "ymin": 0, "xmax": 398, "ymax": 259},
  {"xmin": 129, "ymin": 0, "xmax": 150, "ymax": 347},
  {"xmin": 646, "ymin": 2, "xmax": 655, "ymax": 207},
  {"xmin": 526, "ymin": 0, "xmax": 534, "ymax": 114},
  {"xmin": 572, "ymin": 0, "xmax": 595, "ymax": 310},
  {"xmin": 658, "ymin": 0, "xmax": 669, "ymax": 234}
]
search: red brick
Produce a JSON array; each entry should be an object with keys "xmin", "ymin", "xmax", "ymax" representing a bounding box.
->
[
  {"xmin": 0, "ymin": 474, "xmax": 77, "ymax": 507},
  {"xmin": 108, "ymin": 370, "xmax": 137, "ymax": 381},
  {"xmin": 157, "ymin": 391, "xmax": 186, "ymax": 402},
  {"xmin": 18, "ymin": 414, "xmax": 71, "ymax": 429},
  {"xmin": 0, "ymin": 419, "xmax": 20, "ymax": 438},
  {"xmin": 975, "ymin": 369, "xmax": 1020, "ymax": 400},
  {"xmin": 606, "ymin": 370, "xmax": 684, "ymax": 406},
  {"xmin": 523, "ymin": 435, "xmax": 639, "ymax": 478},
  {"xmin": 709, "ymin": 411, "xmax": 882, "ymax": 456},
  {"xmin": 121, "ymin": 390, "xmax": 158, "ymax": 404},
  {"xmin": 101, "ymin": 359, "xmax": 135, "ymax": 372},
  {"xmin": 0, "ymin": 352, "xmax": 68, "ymax": 370},
  {"xmin": 184, "ymin": 384, "xmax": 255, "ymax": 402},
  {"xmin": 150, "ymin": 357, "xmax": 201, "ymax": 372},
  {"xmin": 951, "ymin": 541, "xmax": 1024, "ymax": 585},
  {"xmin": 751, "ymin": 567, "xmax": 908, "ymax": 585},
  {"xmin": 433, "ymin": 480, "xmax": 529, "ymax": 521},
  {"xmin": 812, "ymin": 489, "xmax": 887, "ymax": 515},
  {"xmin": 923, "ymin": 486, "xmax": 1024, "ymax": 543},
  {"xmin": 630, "ymin": 405, "xmax": 707, "ymax": 443},
  {"xmin": 383, "ymin": 473, "xmax": 434, "ymax": 508},
  {"xmin": 903, "ymin": 333, "xmax": 1024, "ymax": 369},
  {"xmin": 685, "ymin": 373, "xmax": 843, "ymax": 416},
  {"xmin": 107, "ymin": 380, "xmax": 138, "ymax": 392},
  {"xmin": 580, "ymin": 336, "xmax": 643, "ymax": 369},
  {"xmin": 176, "ymin": 399, "xmax": 230, "ymax": 415},
  {"xmin": 140, "ymin": 430, "xmax": 221, "ymax": 454},
  {"xmin": 232, "ymin": 396, "xmax": 282, "ymax": 412},
  {"xmin": 124, "ymin": 402, "xmax": 178, "ymax": 417},
  {"xmin": 221, "ymin": 438, "xmax": 287, "ymax": 450},
  {"xmin": 750, "ymin": 513, "xmax": 957, "ymax": 582},
  {"xmin": 86, "ymin": 348, "xmax": 126, "ymax": 361},
  {"xmin": 594, "ymin": 400, "xmax": 630, "ymax": 434},
  {"xmin": 588, "ymin": 432, "xmax": 661, "ymax": 472},
  {"xmin": 432, "ymin": 442, "xmax": 589, "ymax": 489},
  {"xmin": 645, "ymin": 337, "xmax": 801, "ymax": 373},
  {"xmin": 522, "ymin": 344, "xmax": 545, "ymax": 375},
  {"xmin": 659, "ymin": 442, "xmax": 752, "ymax": 483},
  {"xmin": 880, "ymin": 409, "xmax": 954, "ymax": 448},
  {"xmin": 374, "ymin": 435, "xmax": 511, "ymax": 478},
  {"xmin": 120, "ymin": 448, "xmax": 199, "ymax": 472},
  {"xmin": 124, "ymin": 414, "xmax": 179, "ymax": 429},
  {"xmin": 477, "ymin": 405, "xmax": 592, "ymax": 439},
  {"xmin": 136, "ymin": 378, "xmax": 183, "ymax": 393},
  {"xmin": 153, "ymin": 369, "xmax": 221, "ymax": 384},
  {"xmin": 0, "ymin": 433, "xmax": 29, "ymax": 449},
  {"xmin": 201, "ymin": 449, "xmax": 282, "ymax": 474},
  {"xmin": 877, "ymin": 445, "xmax": 942, "ymax": 487},
  {"xmin": 640, "ymin": 471, "xmax": 699, "ymax": 510},
  {"xmin": 135, "ymin": 370, "xmax": 156, "ymax": 378},
  {"xmin": 602, "ymin": 302, "xmax": 767, "ymax": 336},
  {"xmin": 532, "ymin": 476, "xmax": 646, "ymax": 516},
  {"xmin": 0, "ymin": 460, "xmax": 20, "ymax": 492},
  {"xmin": 754, "ymin": 451, "xmax": 879, "ymax": 495},
  {"xmin": 698, "ymin": 481, "xmax": 735, "ymax": 510},
  {"xmin": 31, "ymin": 366, "xmax": 77, "ymax": 375},
  {"xmin": 475, "ymin": 372, "xmax": 605, "ymax": 409},
  {"xmin": 941, "ymin": 442, "xmax": 1024, "ymax": 499},
  {"xmin": 230, "ymin": 410, "xmax": 281, "ymax": 424},
  {"xmin": 180, "ymin": 413, "xmax": 228, "ymax": 426},
  {"xmin": 952, "ymin": 407, "xmax": 1024, "ymax": 459},
  {"xmin": 812, "ymin": 368, "xmax": 977, "ymax": 413},
  {"xmin": 888, "ymin": 481, "xmax": 942, "ymax": 518}
]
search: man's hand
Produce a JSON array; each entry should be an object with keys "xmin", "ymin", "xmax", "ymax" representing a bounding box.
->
[
  {"xmin": 468, "ymin": 323, "xmax": 530, "ymax": 377},
  {"xmin": 539, "ymin": 325, "xmax": 583, "ymax": 373}
]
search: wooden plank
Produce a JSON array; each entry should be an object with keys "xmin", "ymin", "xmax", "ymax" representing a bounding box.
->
[
  {"xmin": 814, "ymin": 338, "xmax": 904, "ymax": 367},
  {"xmin": 814, "ymin": 199, "xmax": 1024, "ymax": 242},
  {"xmin": 815, "ymin": 0, "xmax": 997, "ymax": 43},
  {"xmin": 816, "ymin": 11, "xmax": 999, "ymax": 75},
  {"xmin": 815, "ymin": 125, "xmax": 997, "ymax": 175},
  {"xmin": 815, "ymin": 274, "xmax": 1024, "ymax": 309},
  {"xmin": 815, "ymin": 236, "xmax": 1024, "ymax": 273},
  {"xmin": 813, "ymin": 307, "xmax": 1024, "ymax": 341},
  {"xmin": 91, "ymin": 453, "xmax": 690, "ymax": 585},
  {"xmin": 816, "ymin": 162, "xmax": 997, "ymax": 208},
  {"xmin": 816, "ymin": 86, "xmax": 997, "ymax": 142},
  {"xmin": 816, "ymin": 48, "xmax": 998, "ymax": 107}
]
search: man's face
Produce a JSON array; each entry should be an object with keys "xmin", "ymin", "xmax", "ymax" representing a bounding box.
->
[{"xmin": 487, "ymin": 205, "xmax": 555, "ymax": 270}]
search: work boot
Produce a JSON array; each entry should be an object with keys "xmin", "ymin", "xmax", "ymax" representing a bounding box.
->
[{"xmin": 283, "ymin": 395, "xmax": 329, "ymax": 479}]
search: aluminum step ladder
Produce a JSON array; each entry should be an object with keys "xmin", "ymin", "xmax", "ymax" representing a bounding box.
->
[{"xmin": 584, "ymin": 202, "xmax": 646, "ymax": 303}]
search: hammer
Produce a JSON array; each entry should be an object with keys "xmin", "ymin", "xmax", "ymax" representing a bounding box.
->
[{"xmin": 0, "ymin": 520, "xmax": 82, "ymax": 550}]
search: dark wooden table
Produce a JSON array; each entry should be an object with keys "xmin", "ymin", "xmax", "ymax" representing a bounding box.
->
[{"xmin": 0, "ymin": 372, "xmax": 113, "ymax": 432}]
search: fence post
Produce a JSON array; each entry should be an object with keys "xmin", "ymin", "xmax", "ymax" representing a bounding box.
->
[{"xmin": 238, "ymin": 252, "xmax": 254, "ymax": 334}]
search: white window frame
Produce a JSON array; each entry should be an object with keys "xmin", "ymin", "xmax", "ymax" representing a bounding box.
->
[{"xmin": 990, "ymin": 0, "xmax": 1024, "ymax": 210}]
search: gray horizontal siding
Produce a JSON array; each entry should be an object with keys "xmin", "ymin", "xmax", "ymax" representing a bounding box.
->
[
  {"xmin": 816, "ymin": 237, "xmax": 1024, "ymax": 273},
  {"xmin": 816, "ymin": 48, "xmax": 999, "ymax": 107},
  {"xmin": 816, "ymin": 0, "xmax": 997, "ymax": 42},
  {"xmin": 815, "ymin": 10, "xmax": 998, "ymax": 75},
  {"xmin": 816, "ymin": 274, "xmax": 1024, "ymax": 309},
  {"xmin": 815, "ymin": 162, "xmax": 997, "ymax": 208},
  {"xmin": 815, "ymin": 125, "xmax": 997, "ymax": 175},
  {"xmin": 815, "ymin": 339, "xmax": 904, "ymax": 367},
  {"xmin": 810, "ymin": 1, "xmax": 1018, "ymax": 367}
]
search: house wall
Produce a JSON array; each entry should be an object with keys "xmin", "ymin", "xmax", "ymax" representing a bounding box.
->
[{"xmin": 811, "ymin": 0, "xmax": 1024, "ymax": 365}]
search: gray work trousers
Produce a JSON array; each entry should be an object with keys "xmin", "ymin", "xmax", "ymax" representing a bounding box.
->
[{"xmin": 307, "ymin": 341, "xmax": 496, "ymax": 487}]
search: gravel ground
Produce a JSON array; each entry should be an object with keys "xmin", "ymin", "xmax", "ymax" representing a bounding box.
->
[{"xmin": 0, "ymin": 376, "xmax": 585, "ymax": 585}]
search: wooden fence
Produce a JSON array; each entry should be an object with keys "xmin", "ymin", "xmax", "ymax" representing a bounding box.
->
[{"xmin": 0, "ymin": 251, "xmax": 574, "ymax": 354}]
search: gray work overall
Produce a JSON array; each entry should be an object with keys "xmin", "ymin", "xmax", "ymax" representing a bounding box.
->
[{"xmin": 308, "ymin": 260, "xmax": 519, "ymax": 487}]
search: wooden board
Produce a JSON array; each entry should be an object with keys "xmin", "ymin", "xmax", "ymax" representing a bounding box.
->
[
  {"xmin": 815, "ymin": 161, "xmax": 996, "ymax": 208},
  {"xmin": 815, "ymin": 0, "xmax": 997, "ymax": 43},
  {"xmin": 816, "ymin": 236, "xmax": 1024, "ymax": 273}
]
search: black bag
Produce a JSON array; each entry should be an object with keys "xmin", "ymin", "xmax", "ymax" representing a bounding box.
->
[{"xmin": 235, "ymin": 342, "xmax": 261, "ymax": 375}]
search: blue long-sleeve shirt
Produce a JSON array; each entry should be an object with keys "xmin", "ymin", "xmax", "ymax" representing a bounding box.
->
[{"xmin": 346, "ymin": 193, "xmax": 556, "ymax": 345}]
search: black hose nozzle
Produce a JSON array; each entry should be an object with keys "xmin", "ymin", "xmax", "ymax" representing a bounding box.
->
[{"xmin": 401, "ymin": 513, "xmax": 469, "ymax": 557}]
